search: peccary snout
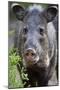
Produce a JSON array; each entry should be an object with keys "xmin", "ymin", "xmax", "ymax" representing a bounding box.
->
[{"xmin": 23, "ymin": 48, "xmax": 39, "ymax": 66}]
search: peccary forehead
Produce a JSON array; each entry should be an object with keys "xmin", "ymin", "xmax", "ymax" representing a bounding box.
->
[
  {"xmin": 28, "ymin": 4, "xmax": 44, "ymax": 12},
  {"xmin": 23, "ymin": 5, "xmax": 46, "ymax": 28}
]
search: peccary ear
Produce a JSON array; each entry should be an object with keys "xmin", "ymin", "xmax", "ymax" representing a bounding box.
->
[
  {"xmin": 11, "ymin": 3, "xmax": 25, "ymax": 20},
  {"xmin": 45, "ymin": 6, "xmax": 58, "ymax": 22}
]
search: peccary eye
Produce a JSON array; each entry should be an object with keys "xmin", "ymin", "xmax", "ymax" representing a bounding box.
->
[
  {"xmin": 39, "ymin": 28, "xmax": 44, "ymax": 35},
  {"xmin": 23, "ymin": 27, "xmax": 28, "ymax": 34}
]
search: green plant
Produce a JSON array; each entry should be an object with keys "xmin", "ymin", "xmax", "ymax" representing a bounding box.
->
[{"xmin": 8, "ymin": 48, "xmax": 29, "ymax": 88}]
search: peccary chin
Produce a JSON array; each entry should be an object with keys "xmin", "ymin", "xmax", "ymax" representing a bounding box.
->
[{"xmin": 26, "ymin": 63, "xmax": 49, "ymax": 86}]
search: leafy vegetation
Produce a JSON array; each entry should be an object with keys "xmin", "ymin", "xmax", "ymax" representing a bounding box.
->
[{"xmin": 8, "ymin": 48, "xmax": 29, "ymax": 88}]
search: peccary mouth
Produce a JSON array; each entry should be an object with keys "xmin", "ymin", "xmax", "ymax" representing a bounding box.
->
[
  {"xmin": 23, "ymin": 54, "xmax": 39, "ymax": 66},
  {"xmin": 23, "ymin": 53, "xmax": 49, "ymax": 68}
]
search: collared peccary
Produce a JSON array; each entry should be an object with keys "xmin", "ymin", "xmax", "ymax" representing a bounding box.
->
[{"xmin": 11, "ymin": 3, "xmax": 58, "ymax": 86}]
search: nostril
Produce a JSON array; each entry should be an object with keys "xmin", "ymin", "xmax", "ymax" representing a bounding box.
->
[
  {"xmin": 25, "ymin": 52, "xmax": 36, "ymax": 57},
  {"xmin": 25, "ymin": 52, "xmax": 35, "ymax": 57},
  {"xmin": 25, "ymin": 52, "xmax": 29, "ymax": 56},
  {"xmin": 31, "ymin": 53, "xmax": 35, "ymax": 56},
  {"xmin": 24, "ymin": 48, "xmax": 36, "ymax": 57}
]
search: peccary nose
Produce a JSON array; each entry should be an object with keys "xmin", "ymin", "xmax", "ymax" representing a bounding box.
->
[{"xmin": 24, "ymin": 48, "xmax": 36, "ymax": 59}]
